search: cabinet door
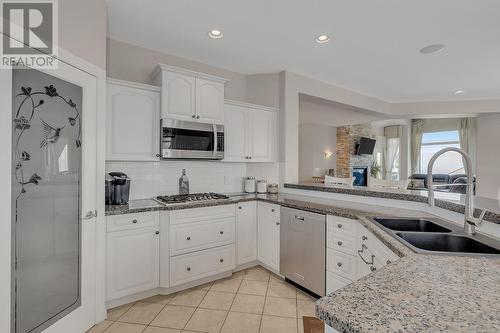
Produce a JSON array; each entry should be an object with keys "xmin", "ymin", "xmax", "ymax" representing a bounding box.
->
[
  {"xmin": 106, "ymin": 227, "xmax": 160, "ymax": 301},
  {"xmin": 248, "ymin": 108, "xmax": 274, "ymax": 162},
  {"xmin": 195, "ymin": 78, "xmax": 224, "ymax": 124},
  {"xmin": 223, "ymin": 104, "xmax": 248, "ymax": 162},
  {"xmin": 106, "ymin": 83, "xmax": 160, "ymax": 161},
  {"xmin": 257, "ymin": 203, "xmax": 280, "ymax": 271},
  {"xmin": 163, "ymin": 71, "xmax": 196, "ymax": 120},
  {"xmin": 236, "ymin": 202, "xmax": 257, "ymax": 265}
]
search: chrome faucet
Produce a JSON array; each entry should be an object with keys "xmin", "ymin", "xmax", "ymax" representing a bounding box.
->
[{"xmin": 427, "ymin": 147, "xmax": 485, "ymax": 235}]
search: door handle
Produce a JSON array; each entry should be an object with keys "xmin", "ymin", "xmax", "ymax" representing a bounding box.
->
[{"xmin": 83, "ymin": 210, "xmax": 97, "ymax": 220}]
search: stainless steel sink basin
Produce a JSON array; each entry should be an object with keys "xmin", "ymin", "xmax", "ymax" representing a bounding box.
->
[
  {"xmin": 395, "ymin": 232, "xmax": 500, "ymax": 255},
  {"xmin": 373, "ymin": 218, "xmax": 451, "ymax": 233}
]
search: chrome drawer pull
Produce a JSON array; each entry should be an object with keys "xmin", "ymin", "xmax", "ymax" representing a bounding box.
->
[
  {"xmin": 271, "ymin": 209, "xmax": 276, "ymax": 213},
  {"xmin": 294, "ymin": 215, "xmax": 304, "ymax": 221},
  {"xmin": 219, "ymin": 231, "xmax": 224, "ymax": 235},
  {"xmin": 155, "ymin": 231, "xmax": 159, "ymax": 235},
  {"xmin": 337, "ymin": 223, "xmax": 342, "ymax": 228},
  {"xmin": 132, "ymin": 219, "xmax": 138, "ymax": 224},
  {"xmin": 357, "ymin": 244, "xmax": 375, "ymax": 265},
  {"xmin": 337, "ymin": 241, "xmax": 343, "ymax": 246},
  {"xmin": 238, "ymin": 206, "xmax": 242, "ymax": 209},
  {"xmin": 276, "ymin": 222, "xmax": 280, "ymax": 226},
  {"xmin": 186, "ymin": 267, "xmax": 191, "ymax": 271},
  {"xmin": 362, "ymin": 235, "xmax": 368, "ymax": 241},
  {"xmin": 337, "ymin": 262, "xmax": 342, "ymax": 267},
  {"xmin": 219, "ymin": 258, "xmax": 224, "ymax": 263},
  {"xmin": 186, "ymin": 236, "xmax": 191, "ymax": 241},
  {"xmin": 370, "ymin": 266, "xmax": 376, "ymax": 272}
]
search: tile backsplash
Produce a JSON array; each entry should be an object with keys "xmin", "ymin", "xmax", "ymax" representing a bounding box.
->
[{"xmin": 106, "ymin": 161, "xmax": 247, "ymax": 199}]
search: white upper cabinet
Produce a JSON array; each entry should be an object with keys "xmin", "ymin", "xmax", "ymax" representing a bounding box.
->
[
  {"xmin": 162, "ymin": 71, "xmax": 195, "ymax": 121},
  {"xmin": 224, "ymin": 103, "xmax": 248, "ymax": 161},
  {"xmin": 223, "ymin": 100, "xmax": 277, "ymax": 163},
  {"xmin": 106, "ymin": 79, "xmax": 160, "ymax": 161},
  {"xmin": 152, "ymin": 64, "xmax": 227, "ymax": 124},
  {"xmin": 196, "ymin": 78, "xmax": 224, "ymax": 123}
]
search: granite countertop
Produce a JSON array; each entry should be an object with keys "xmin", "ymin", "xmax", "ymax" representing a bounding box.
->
[
  {"xmin": 284, "ymin": 182, "xmax": 500, "ymax": 224},
  {"xmin": 105, "ymin": 192, "xmax": 500, "ymax": 332}
]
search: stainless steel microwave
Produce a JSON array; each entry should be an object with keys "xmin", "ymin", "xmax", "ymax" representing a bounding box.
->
[{"xmin": 160, "ymin": 119, "xmax": 224, "ymax": 160}]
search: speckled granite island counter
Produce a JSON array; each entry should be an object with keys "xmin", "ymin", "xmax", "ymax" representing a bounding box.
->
[{"xmin": 105, "ymin": 192, "xmax": 500, "ymax": 333}]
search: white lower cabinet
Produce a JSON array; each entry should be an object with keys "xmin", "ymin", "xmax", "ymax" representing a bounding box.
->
[
  {"xmin": 236, "ymin": 201, "xmax": 258, "ymax": 265},
  {"xmin": 106, "ymin": 224, "xmax": 160, "ymax": 301},
  {"xmin": 257, "ymin": 202, "xmax": 280, "ymax": 271},
  {"xmin": 326, "ymin": 215, "xmax": 398, "ymax": 294}
]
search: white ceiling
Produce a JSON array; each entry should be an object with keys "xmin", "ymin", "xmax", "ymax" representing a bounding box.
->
[{"xmin": 106, "ymin": 0, "xmax": 500, "ymax": 103}]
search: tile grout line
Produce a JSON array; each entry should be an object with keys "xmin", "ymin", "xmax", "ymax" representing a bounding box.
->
[
  {"xmin": 216, "ymin": 270, "xmax": 245, "ymax": 332},
  {"xmin": 258, "ymin": 267, "xmax": 271, "ymax": 333},
  {"xmin": 180, "ymin": 288, "xmax": 209, "ymax": 332}
]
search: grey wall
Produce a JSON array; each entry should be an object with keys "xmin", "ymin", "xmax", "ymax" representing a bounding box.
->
[
  {"xmin": 476, "ymin": 113, "xmax": 500, "ymax": 199},
  {"xmin": 299, "ymin": 123, "xmax": 336, "ymax": 182},
  {"xmin": 107, "ymin": 39, "xmax": 248, "ymax": 101},
  {"xmin": 60, "ymin": 0, "xmax": 107, "ymax": 68}
]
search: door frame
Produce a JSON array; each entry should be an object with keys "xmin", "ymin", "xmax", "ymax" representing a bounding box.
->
[{"xmin": 0, "ymin": 43, "xmax": 106, "ymax": 332}]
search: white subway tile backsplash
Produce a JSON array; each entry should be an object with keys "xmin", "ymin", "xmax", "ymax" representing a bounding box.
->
[{"xmin": 106, "ymin": 161, "xmax": 247, "ymax": 199}]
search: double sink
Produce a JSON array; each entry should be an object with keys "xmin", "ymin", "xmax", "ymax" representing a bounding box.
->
[{"xmin": 371, "ymin": 217, "xmax": 500, "ymax": 255}]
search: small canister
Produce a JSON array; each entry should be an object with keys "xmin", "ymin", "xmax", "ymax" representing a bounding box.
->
[
  {"xmin": 245, "ymin": 176, "xmax": 256, "ymax": 193},
  {"xmin": 257, "ymin": 179, "xmax": 268, "ymax": 193},
  {"xmin": 267, "ymin": 183, "xmax": 279, "ymax": 194}
]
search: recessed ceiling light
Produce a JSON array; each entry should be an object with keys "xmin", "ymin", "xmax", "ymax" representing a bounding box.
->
[
  {"xmin": 315, "ymin": 34, "xmax": 330, "ymax": 44},
  {"xmin": 419, "ymin": 43, "xmax": 445, "ymax": 54},
  {"xmin": 208, "ymin": 30, "xmax": 223, "ymax": 39},
  {"xmin": 454, "ymin": 90, "xmax": 465, "ymax": 95}
]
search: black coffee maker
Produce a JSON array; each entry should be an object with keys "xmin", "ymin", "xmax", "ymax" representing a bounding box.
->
[{"xmin": 105, "ymin": 172, "xmax": 131, "ymax": 205}]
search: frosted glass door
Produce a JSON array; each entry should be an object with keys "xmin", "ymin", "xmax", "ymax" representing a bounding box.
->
[{"xmin": 12, "ymin": 68, "xmax": 83, "ymax": 333}]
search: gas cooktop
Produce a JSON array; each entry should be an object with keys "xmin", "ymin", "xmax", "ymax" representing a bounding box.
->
[{"xmin": 156, "ymin": 192, "xmax": 229, "ymax": 205}]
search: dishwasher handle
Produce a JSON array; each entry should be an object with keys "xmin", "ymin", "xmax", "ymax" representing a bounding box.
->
[{"xmin": 294, "ymin": 215, "xmax": 305, "ymax": 221}]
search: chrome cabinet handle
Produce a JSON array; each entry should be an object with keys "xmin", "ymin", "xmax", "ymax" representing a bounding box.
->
[
  {"xmin": 132, "ymin": 219, "xmax": 138, "ymax": 224},
  {"xmin": 187, "ymin": 236, "xmax": 191, "ymax": 240},
  {"xmin": 337, "ymin": 241, "xmax": 343, "ymax": 246},
  {"xmin": 357, "ymin": 244, "xmax": 375, "ymax": 265},
  {"xmin": 219, "ymin": 231, "xmax": 224, "ymax": 235},
  {"xmin": 276, "ymin": 222, "xmax": 280, "ymax": 226},
  {"xmin": 238, "ymin": 206, "xmax": 242, "ymax": 209},
  {"xmin": 155, "ymin": 231, "xmax": 160, "ymax": 235},
  {"xmin": 156, "ymin": 153, "xmax": 160, "ymax": 157},
  {"xmin": 370, "ymin": 266, "xmax": 376, "ymax": 272},
  {"xmin": 196, "ymin": 115, "xmax": 200, "ymax": 119},
  {"xmin": 337, "ymin": 224, "xmax": 342, "ymax": 228},
  {"xmin": 271, "ymin": 209, "xmax": 276, "ymax": 213},
  {"xmin": 294, "ymin": 215, "xmax": 304, "ymax": 221},
  {"xmin": 219, "ymin": 258, "xmax": 224, "ymax": 263},
  {"xmin": 386, "ymin": 260, "xmax": 392, "ymax": 265},
  {"xmin": 192, "ymin": 115, "xmax": 196, "ymax": 118},
  {"xmin": 83, "ymin": 210, "xmax": 97, "ymax": 220},
  {"xmin": 362, "ymin": 235, "xmax": 368, "ymax": 241},
  {"xmin": 337, "ymin": 262, "xmax": 342, "ymax": 267},
  {"xmin": 186, "ymin": 267, "xmax": 191, "ymax": 271}
]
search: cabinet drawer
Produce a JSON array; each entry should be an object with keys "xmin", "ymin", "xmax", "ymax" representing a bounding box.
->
[
  {"xmin": 328, "ymin": 233, "xmax": 357, "ymax": 255},
  {"xmin": 170, "ymin": 217, "xmax": 235, "ymax": 256},
  {"xmin": 327, "ymin": 248, "xmax": 356, "ymax": 280},
  {"xmin": 258, "ymin": 202, "xmax": 280, "ymax": 217},
  {"xmin": 326, "ymin": 271, "xmax": 352, "ymax": 294},
  {"xmin": 170, "ymin": 205, "xmax": 235, "ymax": 225},
  {"xmin": 170, "ymin": 244, "xmax": 235, "ymax": 286},
  {"xmin": 107, "ymin": 212, "xmax": 159, "ymax": 232},
  {"xmin": 327, "ymin": 216, "xmax": 357, "ymax": 237}
]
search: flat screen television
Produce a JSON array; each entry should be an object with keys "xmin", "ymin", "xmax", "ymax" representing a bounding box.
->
[{"xmin": 357, "ymin": 137, "xmax": 376, "ymax": 155}]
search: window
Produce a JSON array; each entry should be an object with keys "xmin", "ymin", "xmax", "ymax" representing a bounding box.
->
[{"xmin": 420, "ymin": 130, "xmax": 464, "ymax": 174}]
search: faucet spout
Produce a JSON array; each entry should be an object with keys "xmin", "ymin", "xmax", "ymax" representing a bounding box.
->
[{"xmin": 426, "ymin": 147, "xmax": 478, "ymax": 234}]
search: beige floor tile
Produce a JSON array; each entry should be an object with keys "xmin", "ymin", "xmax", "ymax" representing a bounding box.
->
[
  {"xmin": 263, "ymin": 297, "xmax": 297, "ymax": 318},
  {"xmin": 104, "ymin": 322, "xmax": 145, "ymax": 333},
  {"xmin": 221, "ymin": 312, "xmax": 261, "ymax": 333},
  {"xmin": 142, "ymin": 294, "xmax": 176, "ymax": 304},
  {"xmin": 297, "ymin": 298, "xmax": 316, "ymax": 318},
  {"xmin": 86, "ymin": 320, "xmax": 113, "ymax": 333},
  {"xmin": 150, "ymin": 305, "xmax": 196, "ymax": 329},
  {"xmin": 244, "ymin": 267, "xmax": 270, "ymax": 281},
  {"xmin": 297, "ymin": 290, "xmax": 316, "ymax": 301},
  {"xmin": 269, "ymin": 273, "xmax": 284, "ymax": 284},
  {"xmin": 210, "ymin": 277, "xmax": 242, "ymax": 293},
  {"xmin": 118, "ymin": 302, "xmax": 164, "ymax": 325},
  {"xmin": 144, "ymin": 327, "xmax": 181, "ymax": 333},
  {"xmin": 230, "ymin": 294, "xmax": 265, "ymax": 314},
  {"xmin": 106, "ymin": 302, "xmax": 135, "ymax": 321},
  {"xmin": 230, "ymin": 270, "xmax": 245, "ymax": 279},
  {"xmin": 260, "ymin": 315, "xmax": 297, "ymax": 333},
  {"xmin": 184, "ymin": 308, "xmax": 228, "ymax": 333},
  {"xmin": 199, "ymin": 291, "xmax": 235, "ymax": 310},
  {"xmin": 191, "ymin": 281, "xmax": 214, "ymax": 291},
  {"xmin": 266, "ymin": 282, "xmax": 297, "ymax": 299},
  {"xmin": 238, "ymin": 280, "xmax": 268, "ymax": 296},
  {"xmin": 181, "ymin": 331, "xmax": 201, "ymax": 333},
  {"xmin": 170, "ymin": 289, "xmax": 207, "ymax": 307}
]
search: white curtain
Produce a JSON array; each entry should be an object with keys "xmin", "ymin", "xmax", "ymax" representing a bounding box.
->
[
  {"xmin": 458, "ymin": 118, "xmax": 470, "ymax": 173},
  {"xmin": 411, "ymin": 120, "xmax": 424, "ymax": 174},
  {"xmin": 385, "ymin": 138, "xmax": 400, "ymax": 180}
]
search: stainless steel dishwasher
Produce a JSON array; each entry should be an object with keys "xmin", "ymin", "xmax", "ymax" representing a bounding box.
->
[{"xmin": 280, "ymin": 207, "xmax": 326, "ymax": 297}]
